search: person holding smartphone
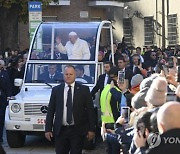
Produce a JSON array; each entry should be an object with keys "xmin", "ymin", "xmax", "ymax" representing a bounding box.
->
[
  {"xmin": 100, "ymin": 66, "xmax": 130, "ymax": 154},
  {"xmin": 130, "ymin": 54, "xmax": 147, "ymax": 77},
  {"xmin": 117, "ymin": 56, "xmax": 133, "ymax": 89},
  {"xmin": 101, "ymin": 66, "xmax": 137, "ymax": 153},
  {"xmin": 130, "ymin": 111, "xmax": 153, "ymax": 154}
]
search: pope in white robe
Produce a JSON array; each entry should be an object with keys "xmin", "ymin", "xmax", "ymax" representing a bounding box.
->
[{"xmin": 56, "ymin": 32, "xmax": 91, "ymax": 75}]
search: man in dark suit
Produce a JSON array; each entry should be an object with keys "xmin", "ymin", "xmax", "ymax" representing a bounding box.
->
[
  {"xmin": 129, "ymin": 54, "xmax": 147, "ymax": 77},
  {"xmin": 103, "ymin": 43, "xmax": 122, "ymax": 66},
  {"xmin": 0, "ymin": 60, "xmax": 11, "ymax": 143},
  {"xmin": 91, "ymin": 61, "xmax": 113, "ymax": 99},
  {"xmin": 39, "ymin": 64, "xmax": 63, "ymax": 83},
  {"xmin": 75, "ymin": 65, "xmax": 92, "ymax": 83},
  {"xmin": 117, "ymin": 57, "xmax": 133, "ymax": 88},
  {"xmin": 45, "ymin": 65, "xmax": 96, "ymax": 154}
]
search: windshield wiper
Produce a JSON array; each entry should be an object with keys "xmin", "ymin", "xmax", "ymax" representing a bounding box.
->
[
  {"xmin": 28, "ymin": 80, "xmax": 45, "ymax": 83},
  {"xmin": 45, "ymin": 82, "xmax": 53, "ymax": 88},
  {"xmin": 26, "ymin": 80, "xmax": 55, "ymax": 88}
]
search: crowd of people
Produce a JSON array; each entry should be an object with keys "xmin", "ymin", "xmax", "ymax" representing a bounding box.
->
[
  {"xmin": 93, "ymin": 43, "xmax": 180, "ymax": 154},
  {"xmin": 0, "ymin": 48, "xmax": 28, "ymax": 148},
  {"xmin": 1, "ymin": 41, "xmax": 180, "ymax": 154},
  {"xmin": 0, "ymin": 48, "xmax": 28, "ymax": 153}
]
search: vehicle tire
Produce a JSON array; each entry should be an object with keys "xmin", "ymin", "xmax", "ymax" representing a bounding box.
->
[{"xmin": 6, "ymin": 130, "xmax": 26, "ymax": 148}]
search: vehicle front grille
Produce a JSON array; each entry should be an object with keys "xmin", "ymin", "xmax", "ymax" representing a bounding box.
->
[{"xmin": 24, "ymin": 103, "xmax": 48, "ymax": 116}]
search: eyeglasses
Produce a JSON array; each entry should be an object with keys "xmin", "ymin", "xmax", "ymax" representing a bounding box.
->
[{"xmin": 152, "ymin": 54, "xmax": 156, "ymax": 56}]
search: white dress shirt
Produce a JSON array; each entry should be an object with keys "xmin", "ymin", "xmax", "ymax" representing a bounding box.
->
[
  {"xmin": 49, "ymin": 74, "xmax": 55, "ymax": 79},
  {"xmin": 62, "ymin": 82, "xmax": 75, "ymax": 125},
  {"xmin": 133, "ymin": 65, "xmax": 137, "ymax": 73},
  {"xmin": 139, "ymin": 55, "xmax": 144, "ymax": 63},
  {"xmin": 104, "ymin": 74, "xmax": 109, "ymax": 87}
]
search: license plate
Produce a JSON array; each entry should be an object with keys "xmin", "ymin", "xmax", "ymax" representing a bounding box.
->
[
  {"xmin": 37, "ymin": 118, "xmax": 46, "ymax": 124},
  {"xmin": 32, "ymin": 118, "xmax": 46, "ymax": 124},
  {"xmin": 33, "ymin": 124, "xmax": 44, "ymax": 130}
]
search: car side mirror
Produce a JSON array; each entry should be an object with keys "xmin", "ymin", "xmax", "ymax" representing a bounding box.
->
[{"xmin": 14, "ymin": 78, "xmax": 23, "ymax": 87}]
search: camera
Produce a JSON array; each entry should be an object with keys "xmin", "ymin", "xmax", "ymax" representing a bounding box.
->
[
  {"xmin": 121, "ymin": 107, "xmax": 130, "ymax": 124},
  {"xmin": 118, "ymin": 71, "xmax": 125, "ymax": 83}
]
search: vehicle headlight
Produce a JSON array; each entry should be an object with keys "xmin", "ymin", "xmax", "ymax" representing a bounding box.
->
[{"xmin": 11, "ymin": 103, "xmax": 21, "ymax": 113}]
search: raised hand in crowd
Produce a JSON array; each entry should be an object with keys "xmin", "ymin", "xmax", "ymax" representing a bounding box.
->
[{"xmin": 133, "ymin": 130, "xmax": 147, "ymax": 148}]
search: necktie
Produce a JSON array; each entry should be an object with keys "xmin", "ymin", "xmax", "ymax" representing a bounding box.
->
[
  {"xmin": 50, "ymin": 75, "xmax": 53, "ymax": 79},
  {"xmin": 66, "ymin": 85, "xmax": 73, "ymax": 125}
]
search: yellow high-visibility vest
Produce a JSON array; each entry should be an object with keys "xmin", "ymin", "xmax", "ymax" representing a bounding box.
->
[{"xmin": 100, "ymin": 84, "xmax": 121, "ymax": 123}]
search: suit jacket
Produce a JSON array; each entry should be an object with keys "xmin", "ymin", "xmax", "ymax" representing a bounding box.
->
[
  {"xmin": 0, "ymin": 70, "xmax": 11, "ymax": 106},
  {"xmin": 124, "ymin": 68, "xmax": 133, "ymax": 88},
  {"xmin": 45, "ymin": 82, "xmax": 96, "ymax": 136},
  {"xmin": 129, "ymin": 65, "xmax": 142, "ymax": 76},
  {"xmin": 83, "ymin": 74, "xmax": 93, "ymax": 83},
  {"xmin": 148, "ymin": 129, "xmax": 180, "ymax": 154},
  {"xmin": 39, "ymin": 72, "xmax": 63, "ymax": 83},
  {"xmin": 91, "ymin": 74, "xmax": 107, "ymax": 98},
  {"xmin": 103, "ymin": 51, "xmax": 122, "ymax": 66}
]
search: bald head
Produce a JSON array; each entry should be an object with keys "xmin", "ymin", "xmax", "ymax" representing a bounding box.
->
[{"xmin": 157, "ymin": 101, "xmax": 180, "ymax": 134}]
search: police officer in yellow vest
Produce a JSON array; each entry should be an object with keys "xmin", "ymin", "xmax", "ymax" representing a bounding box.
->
[
  {"xmin": 100, "ymin": 66, "xmax": 128, "ymax": 154},
  {"xmin": 100, "ymin": 66, "xmax": 121, "ymax": 128}
]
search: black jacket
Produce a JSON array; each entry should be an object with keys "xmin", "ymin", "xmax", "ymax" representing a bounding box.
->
[
  {"xmin": 103, "ymin": 51, "xmax": 122, "ymax": 66},
  {"xmin": 124, "ymin": 68, "xmax": 133, "ymax": 88},
  {"xmin": 39, "ymin": 72, "xmax": 63, "ymax": 83},
  {"xmin": 82, "ymin": 74, "xmax": 93, "ymax": 83},
  {"xmin": 45, "ymin": 82, "xmax": 96, "ymax": 136},
  {"xmin": 0, "ymin": 70, "xmax": 11, "ymax": 105},
  {"xmin": 148, "ymin": 129, "xmax": 180, "ymax": 154},
  {"xmin": 91, "ymin": 74, "xmax": 107, "ymax": 98}
]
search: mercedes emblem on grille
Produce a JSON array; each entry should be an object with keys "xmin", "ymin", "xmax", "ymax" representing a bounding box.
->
[{"xmin": 40, "ymin": 105, "xmax": 48, "ymax": 114}]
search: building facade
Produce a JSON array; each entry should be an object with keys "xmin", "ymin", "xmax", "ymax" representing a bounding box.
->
[
  {"xmin": 18, "ymin": 0, "xmax": 179, "ymax": 50},
  {"xmin": 114, "ymin": 0, "xmax": 180, "ymax": 48}
]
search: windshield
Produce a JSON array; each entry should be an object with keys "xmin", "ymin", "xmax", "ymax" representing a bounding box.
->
[
  {"xmin": 30, "ymin": 22, "xmax": 99, "ymax": 61},
  {"xmin": 25, "ymin": 63, "xmax": 96, "ymax": 84}
]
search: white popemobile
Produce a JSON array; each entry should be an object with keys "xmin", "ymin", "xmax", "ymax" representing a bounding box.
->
[{"xmin": 5, "ymin": 21, "xmax": 115, "ymax": 148}]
